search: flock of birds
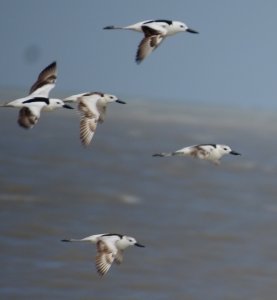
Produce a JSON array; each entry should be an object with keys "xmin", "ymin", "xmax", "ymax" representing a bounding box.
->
[{"xmin": 2, "ymin": 19, "xmax": 241, "ymax": 277}]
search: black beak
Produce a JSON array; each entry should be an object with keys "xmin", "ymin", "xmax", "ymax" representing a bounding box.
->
[
  {"xmin": 116, "ymin": 99, "xmax": 126, "ymax": 104},
  {"xmin": 186, "ymin": 28, "xmax": 199, "ymax": 34},
  {"xmin": 63, "ymin": 104, "xmax": 74, "ymax": 109},
  {"xmin": 135, "ymin": 242, "xmax": 145, "ymax": 247},
  {"xmin": 230, "ymin": 151, "xmax": 241, "ymax": 156}
]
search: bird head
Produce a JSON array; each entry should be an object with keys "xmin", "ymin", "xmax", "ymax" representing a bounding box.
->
[
  {"xmin": 173, "ymin": 21, "xmax": 199, "ymax": 34},
  {"xmin": 117, "ymin": 236, "xmax": 145, "ymax": 249},
  {"xmin": 219, "ymin": 144, "xmax": 241, "ymax": 156},
  {"xmin": 49, "ymin": 99, "xmax": 74, "ymax": 110},
  {"xmin": 104, "ymin": 94, "xmax": 126, "ymax": 104}
]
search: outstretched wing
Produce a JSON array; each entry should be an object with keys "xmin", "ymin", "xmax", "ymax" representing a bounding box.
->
[
  {"xmin": 77, "ymin": 94, "xmax": 102, "ymax": 147},
  {"xmin": 95, "ymin": 240, "xmax": 117, "ymax": 277},
  {"xmin": 29, "ymin": 62, "xmax": 57, "ymax": 97},
  {"xmin": 136, "ymin": 26, "xmax": 165, "ymax": 64}
]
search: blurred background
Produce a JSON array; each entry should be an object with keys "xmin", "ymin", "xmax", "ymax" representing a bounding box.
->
[{"xmin": 1, "ymin": 1, "xmax": 277, "ymax": 300}]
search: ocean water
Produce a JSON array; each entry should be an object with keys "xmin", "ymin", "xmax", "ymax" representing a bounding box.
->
[{"xmin": 1, "ymin": 94, "xmax": 277, "ymax": 300}]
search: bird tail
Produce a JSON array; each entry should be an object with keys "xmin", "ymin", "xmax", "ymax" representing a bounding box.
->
[
  {"xmin": 0, "ymin": 103, "xmax": 10, "ymax": 107},
  {"xmin": 61, "ymin": 238, "xmax": 83, "ymax": 242},
  {"xmin": 152, "ymin": 152, "xmax": 173, "ymax": 157},
  {"xmin": 103, "ymin": 25, "xmax": 124, "ymax": 30},
  {"xmin": 153, "ymin": 150, "xmax": 185, "ymax": 157}
]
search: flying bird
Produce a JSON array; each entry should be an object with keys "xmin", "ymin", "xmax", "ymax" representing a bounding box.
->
[
  {"xmin": 153, "ymin": 144, "xmax": 241, "ymax": 165},
  {"xmin": 61, "ymin": 233, "xmax": 145, "ymax": 277},
  {"xmin": 1, "ymin": 62, "xmax": 73, "ymax": 129},
  {"xmin": 64, "ymin": 92, "xmax": 126, "ymax": 147},
  {"xmin": 103, "ymin": 19, "xmax": 198, "ymax": 63}
]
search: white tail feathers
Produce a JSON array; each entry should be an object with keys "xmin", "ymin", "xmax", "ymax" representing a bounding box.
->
[{"xmin": 153, "ymin": 151, "xmax": 186, "ymax": 157}]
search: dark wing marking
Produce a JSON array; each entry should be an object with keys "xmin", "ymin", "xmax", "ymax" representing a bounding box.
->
[
  {"xmin": 141, "ymin": 25, "xmax": 161, "ymax": 37},
  {"xmin": 29, "ymin": 61, "xmax": 57, "ymax": 95},
  {"xmin": 17, "ymin": 107, "xmax": 38, "ymax": 129},
  {"xmin": 136, "ymin": 30, "xmax": 164, "ymax": 64},
  {"xmin": 101, "ymin": 233, "xmax": 124, "ymax": 238},
  {"xmin": 143, "ymin": 19, "xmax": 173, "ymax": 25},
  {"xmin": 22, "ymin": 97, "xmax": 49, "ymax": 105}
]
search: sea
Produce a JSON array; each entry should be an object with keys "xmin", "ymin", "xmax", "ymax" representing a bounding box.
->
[{"xmin": 1, "ymin": 92, "xmax": 277, "ymax": 300}]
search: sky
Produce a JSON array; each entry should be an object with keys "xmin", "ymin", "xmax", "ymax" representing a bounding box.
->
[{"xmin": 0, "ymin": 0, "xmax": 276, "ymax": 108}]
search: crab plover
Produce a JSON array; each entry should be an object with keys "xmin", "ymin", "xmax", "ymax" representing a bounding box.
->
[
  {"xmin": 64, "ymin": 92, "xmax": 126, "ymax": 147},
  {"xmin": 103, "ymin": 19, "xmax": 198, "ymax": 63},
  {"xmin": 153, "ymin": 144, "xmax": 241, "ymax": 165},
  {"xmin": 1, "ymin": 62, "xmax": 73, "ymax": 129},
  {"xmin": 61, "ymin": 233, "xmax": 145, "ymax": 277}
]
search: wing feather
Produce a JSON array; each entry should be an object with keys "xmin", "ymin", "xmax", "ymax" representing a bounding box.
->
[
  {"xmin": 29, "ymin": 62, "xmax": 57, "ymax": 97},
  {"xmin": 78, "ymin": 95, "xmax": 100, "ymax": 147},
  {"xmin": 95, "ymin": 240, "xmax": 116, "ymax": 277},
  {"xmin": 136, "ymin": 27, "xmax": 164, "ymax": 63},
  {"xmin": 17, "ymin": 106, "xmax": 41, "ymax": 129}
]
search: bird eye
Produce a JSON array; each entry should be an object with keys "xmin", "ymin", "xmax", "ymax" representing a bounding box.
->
[{"xmin": 180, "ymin": 25, "xmax": 184, "ymax": 28}]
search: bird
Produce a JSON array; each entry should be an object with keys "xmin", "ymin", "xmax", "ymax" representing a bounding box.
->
[
  {"xmin": 103, "ymin": 19, "xmax": 199, "ymax": 63},
  {"xmin": 153, "ymin": 144, "xmax": 241, "ymax": 165},
  {"xmin": 64, "ymin": 92, "xmax": 126, "ymax": 147},
  {"xmin": 1, "ymin": 62, "xmax": 73, "ymax": 129},
  {"xmin": 61, "ymin": 233, "xmax": 145, "ymax": 277}
]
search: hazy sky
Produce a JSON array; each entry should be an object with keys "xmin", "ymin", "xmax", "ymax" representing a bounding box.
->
[{"xmin": 0, "ymin": 0, "xmax": 276, "ymax": 108}]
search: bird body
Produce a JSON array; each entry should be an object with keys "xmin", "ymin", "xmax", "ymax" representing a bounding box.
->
[
  {"xmin": 153, "ymin": 144, "xmax": 240, "ymax": 165},
  {"xmin": 1, "ymin": 62, "xmax": 73, "ymax": 129},
  {"xmin": 64, "ymin": 92, "xmax": 126, "ymax": 147},
  {"xmin": 104, "ymin": 19, "xmax": 198, "ymax": 63},
  {"xmin": 62, "ymin": 233, "xmax": 144, "ymax": 277}
]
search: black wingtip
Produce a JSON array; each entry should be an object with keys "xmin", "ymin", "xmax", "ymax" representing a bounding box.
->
[{"xmin": 48, "ymin": 61, "xmax": 57, "ymax": 68}]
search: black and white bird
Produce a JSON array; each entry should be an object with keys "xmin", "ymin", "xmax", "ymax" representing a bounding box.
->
[
  {"xmin": 153, "ymin": 144, "xmax": 241, "ymax": 165},
  {"xmin": 64, "ymin": 92, "xmax": 126, "ymax": 147},
  {"xmin": 103, "ymin": 19, "xmax": 198, "ymax": 63},
  {"xmin": 61, "ymin": 233, "xmax": 145, "ymax": 277},
  {"xmin": 1, "ymin": 62, "xmax": 73, "ymax": 129}
]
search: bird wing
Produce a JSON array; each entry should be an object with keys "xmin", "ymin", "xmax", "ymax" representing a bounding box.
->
[
  {"xmin": 114, "ymin": 249, "xmax": 124, "ymax": 265},
  {"xmin": 17, "ymin": 105, "xmax": 42, "ymax": 129},
  {"xmin": 96, "ymin": 100, "xmax": 107, "ymax": 124},
  {"xmin": 197, "ymin": 145, "xmax": 221, "ymax": 164},
  {"xmin": 77, "ymin": 94, "xmax": 101, "ymax": 147},
  {"xmin": 136, "ymin": 26, "xmax": 165, "ymax": 63},
  {"xmin": 95, "ymin": 239, "xmax": 118, "ymax": 277},
  {"xmin": 191, "ymin": 145, "xmax": 213, "ymax": 159},
  {"xmin": 29, "ymin": 62, "xmax": 57, "ymax": 97}
]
